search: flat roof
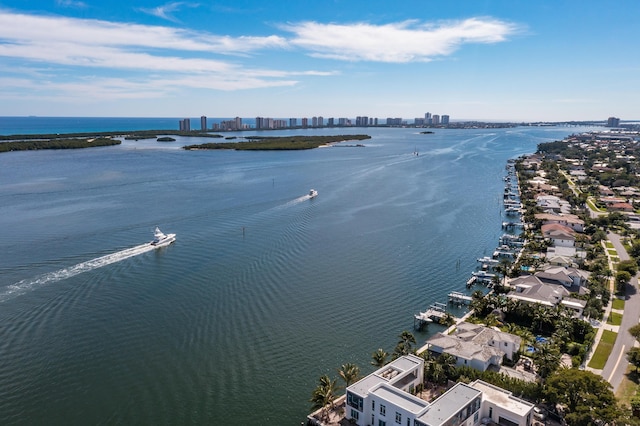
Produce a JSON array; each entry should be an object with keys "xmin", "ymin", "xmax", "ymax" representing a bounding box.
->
[
  {"xmin": 418, "ymin": 383, "xmax": 481, "ymax": 424},
  {"xmin": 347, "ymin": 354, "xmax": 422, "ymax": 397},
  {"xmin": 371, "ymin": 383, "xmax": 429, "ymax": 414},
  {"xmin": 470, "ymin": 380, "xmax": 533, "ymax": 416}
]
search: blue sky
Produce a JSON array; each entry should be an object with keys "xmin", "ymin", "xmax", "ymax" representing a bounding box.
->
[{"xmin": 0, "ymin": 0, "xmax": 638, "ymax": 121}]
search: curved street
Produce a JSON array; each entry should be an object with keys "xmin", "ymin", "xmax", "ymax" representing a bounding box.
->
[{"xmin": 600, "ymin": 233, "xmax": 640, "ymax": 391}]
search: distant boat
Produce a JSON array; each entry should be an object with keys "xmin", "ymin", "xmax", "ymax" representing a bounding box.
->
[
  {"xmin": 150, "ymin": 227, "xmax": 176, "ymax": 247},
  {"xmin": 308, "ymin": 189, "xmax": 318, "ymax": 198}
]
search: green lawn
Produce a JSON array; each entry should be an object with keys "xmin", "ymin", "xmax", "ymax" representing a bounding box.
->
[
  {"xmin": 607, "ymin": 249, "xmax": 618, "ymax": 256},
  {"xmin": 607, "ymin": 311, "xmax": 623, "ymax": 326},
  {"xmin": 605, "ymin": 241, "xmax": 615, "ymax": 249},
  {"xmin": 588, "ymin": 330, "xmax": 618, "ymax": 370},
  {"xmin": 612, "ymin": 298, "xmax": 626, "ymax": 310},
  {"xmin": 587, "ymin": 198, "xmax": 606, "ymax": 212}
]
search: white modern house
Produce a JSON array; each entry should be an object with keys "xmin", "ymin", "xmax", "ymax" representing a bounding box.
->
[{"xmin": 343, "ymin": 355, "xmax": 534, "ymax": 426}]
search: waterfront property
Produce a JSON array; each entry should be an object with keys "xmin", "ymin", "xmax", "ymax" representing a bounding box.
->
[
  {"xmin": 342, "ymin": 355, "xmax": 534, "ymax": 426},
  {"xmin": 423, "ymin": 323, "xmax": 521, "ymax": 372}
]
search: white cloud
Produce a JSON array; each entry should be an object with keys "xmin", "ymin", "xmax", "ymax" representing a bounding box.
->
[
  {"xmin": 138, "ymin": 2, "xmax": 199, "ymax": 23},
  {"xmin": 0, "ymin": 10, "xmax": 518, "ymax": 104},
  {"xmin": 0, "ymin": 9, "xmax": 303, "ymax": 97},
  {"xmin": 0, "ymin": 11, "xmax": 287, "ymax": 54},
  {"xmin": 56, "ymin": 0, "xmax": 87, "ymax": 8},
  {"xmin": 283, "ymin": 18, "xmax": 519, "ymax": 62}
]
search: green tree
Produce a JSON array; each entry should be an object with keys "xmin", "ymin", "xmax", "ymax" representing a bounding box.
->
[
  {"xmin": 338, "ymin": 363, "xmax": 360, "ymax": 388},
  {"xmin": 392, "ymin": 331, "xmax": 417, "ymax": 359},
  {"xmin": 545, "ymin": 368, "xmax": 618, "ymax": 425},
  {"xmin": 618, "ymin": 259, "xmax": 639, "ymax": 276},
  {"xmin": 617, "ymin": 270, "xmax": 632, "ymax": 293},
  {"xmin": 630, "ymin": 324, "xmax": 640, "ymax": 343},
  {"xmin": 627, "ymin": 348, "xmax": 640, "ymax": 373},
  {"xmin": 310, "ymin": 375, "xmax": 338, "ymax": 422},
  {"xmin": 371, "ymin": 348, "xmax": 388, "ymax": 368},
  {"xmin": 531, "ymin": 342, "xmax": 561, "ymax": 379}
]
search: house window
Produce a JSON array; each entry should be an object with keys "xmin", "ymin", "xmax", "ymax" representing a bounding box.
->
[
  {"xmin": 489, "ymin": 407, "xmax": 493, "ymax": 418},
  {"xmin": 351, "ymin": 409, "xmax": 359, "ymax": 421},
  {"xmin": 380, "ymin": 404, "xmax": 386, "ymax": 416},
  {"xmin": 372, "ymin": 400, "xmax": 375, "ymax": 410},
  {"xmin": 396, "ymin": 412, "xmax": 402, "ymax": 424},
  {"xmin": 379, "ymin": 421, "xmax": 386, "ymax": 426}
]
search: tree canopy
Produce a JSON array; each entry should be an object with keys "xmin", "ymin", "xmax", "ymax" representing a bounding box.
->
[{"xmin": 544, "ymin": 368, "xmax": 617, "ymax": 425}]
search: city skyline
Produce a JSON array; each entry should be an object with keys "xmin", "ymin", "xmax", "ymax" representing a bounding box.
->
[{"xmin": 0, "ymin": 1, "xmax": 638, "ymax": 121}]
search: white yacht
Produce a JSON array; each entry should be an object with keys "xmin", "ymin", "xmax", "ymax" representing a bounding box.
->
[
  {"xmin": 308, "ymin": 189, "xmax": 318, "ymax": 198},
  {"xmin": 150, "ymin": 227, "xmax": 176, "ymax": 247}
]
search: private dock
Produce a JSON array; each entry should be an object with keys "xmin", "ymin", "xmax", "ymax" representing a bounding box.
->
[
  {"xmin": 448, "ymin": 291, "xmax": 472, "ymax": 305},
  {"xmin": 413, "ymin": 302, "xmax": 447, "ymax": 330}
]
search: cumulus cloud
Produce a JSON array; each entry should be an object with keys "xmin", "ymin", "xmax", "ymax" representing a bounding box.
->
[{"xmin": 283, "ymin": 18, "xmax": 519, "ymax": 62}]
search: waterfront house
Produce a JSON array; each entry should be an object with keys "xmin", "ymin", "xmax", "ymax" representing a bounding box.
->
[
  {"xmin": 344, "ymin": 354, "xmax": 425, "ymax": 426},
  {"xmin": 507, "ymin": 276, "xmax": 570, "ymax": 307},
  {"xmin": 343, "ymin": 355, "xmax": 534, "ymax": 426},
  {"xmin": 541, "ymin": 224, "xmax": 576, "ymax": 248},
  {"xmin": 534, "ymin": 213, "xmax": 584, "ymax": 233},
  {"xmin": 424, "ymin": 323, "xmax": 521, "ymax": 372},
  {"xmin": 538, "ymin": 266, "xmax": 589, "ymax": 289}
]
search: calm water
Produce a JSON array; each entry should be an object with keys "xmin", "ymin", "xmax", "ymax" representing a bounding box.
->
[{"xmin": 0, "ymin": 121, "xmax": 590, "ymax": 425}]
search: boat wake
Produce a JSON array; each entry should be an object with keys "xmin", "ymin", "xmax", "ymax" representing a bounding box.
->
[
  {"xmin": 0, "ymin": 243, "xmax": 157, "ymax": 303},
  {"xmin": 284, "ymin": 193, "xmax": 316, "ymax": 206}
]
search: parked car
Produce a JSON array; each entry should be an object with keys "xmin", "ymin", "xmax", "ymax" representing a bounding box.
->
[{"xmin": 533, "ymin": 406, "xmax": 547, "ymax": 421}]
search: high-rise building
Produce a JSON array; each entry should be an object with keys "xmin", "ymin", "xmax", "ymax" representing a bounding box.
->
[
  {"xmin": 441, "ymin": 115, "xmax": 450, "ymax": 125},
  {"xmin": 289, "ymin": 118, "xmax": 297, "ymax": 127},
  {"xmin": 327, "ymin": 117, "xmax": 334, "ymax": 127},
  {"xmin": 235, "ymin": 117, "xmax": 242, "ymax": 129},
  {"xmin": 414, "ymin": 118, "xmax": 425, "ymax": 126},
  {"xmin": 432, "ymin": 114, "xmax": 440, "ymax": 125},
  {"xmin": 318, "ymin": 116, "xmax": 324, "ymax": 127},
  {"xmin": 607, "ymin": 117, "xmax": 620, "ymax": 127},
  {"xmin": 312, "ymin": 116, "xmax": 318, "ymax": 127},
  {"xmin": 200, "ymin": 116, "xmax": 207, "ymax": 131},
  {"xmin": 301, "ymin": 118, "xmax": 308, "ymax": 128},
  {"xmin": 356, "ymin": 116, "xmax": 369, "ymax": 126},
  {"xmin": 179, "ymin": 118, "xmax": 191, "ymax": 131}
]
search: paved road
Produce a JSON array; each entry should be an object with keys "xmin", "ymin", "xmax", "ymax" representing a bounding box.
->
[{"xmin": 601, "ymin": 233, "xmax": 640, "ymax": 391}]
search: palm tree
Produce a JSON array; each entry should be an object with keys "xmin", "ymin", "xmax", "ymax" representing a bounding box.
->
[
  {"xmin": 532, "ymin": 342, "xmax": 561, "ymax": 379},
  {"xmin": 428, "ymin": 362, "xmax": 446, "ymax": 385},
  {"xmin": 338, "ymin": 363, "xmax": 360, "ymax": 388},
  {"xmin": 371, "ymin": 348, "xmax": 388, "ymax": 368},
  {"xmin": 310, "ymin": 375, "xmax": 338, "ymax": 422},
  {"xmin": 437, "ymin": 353, "xmax": 458, "ymax": 380},
  {"xmin": 393, "ymin": 331, "xmax": 417, "ymax": 359}
]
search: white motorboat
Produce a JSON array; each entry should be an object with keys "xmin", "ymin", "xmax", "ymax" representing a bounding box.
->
[
  {"xmin": 150, "ymin": 227, "xmax": 176, "ymax": 247},
  {"xmin": 308, "ymin": 189, "xmax": 318, "ymax": 198}
]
